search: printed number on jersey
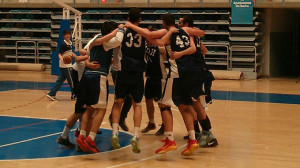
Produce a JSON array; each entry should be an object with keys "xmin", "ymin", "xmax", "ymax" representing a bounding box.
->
[
  {"xmin": 176, "ymin": 35, "xmax": 190, "ymax": 48},
  {"xmin": 126, "ymin": 33, "xmax": 142, "ymax": 47}
]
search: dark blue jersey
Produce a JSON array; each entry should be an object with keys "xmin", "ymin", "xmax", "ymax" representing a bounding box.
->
[
  {"xmin": 194, "ymin": 36, "xmax": 206, "ymax": 71},
  {"xmin": 59, "ymin": 40, "xmax": 72, "ymax": 54},
  {"xmin": 84, "ymin": 44, "xmax": 113, "ymax": 76},
  {"xmin": 145, "ymin": 45, "xmax": 162, "ymax": 79},
  {"xmin": 121, "ymin": 28, "xmax": 146, "ymax": 72},
  {"xmin": 170, "ymin": 28, "xmax": 195, "ymax": 75}
]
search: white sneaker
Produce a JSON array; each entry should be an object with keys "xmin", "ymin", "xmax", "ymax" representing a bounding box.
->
[{"xmin": 46, "ymin": 95, "xmax": 56, "ymax": 101}]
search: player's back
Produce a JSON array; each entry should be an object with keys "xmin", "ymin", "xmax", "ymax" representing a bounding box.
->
[
  {"xmin": 170, "ymin": 28, "xmax": 195, "ymax": 75},
  {"xmin": 194, "ymin": 36, "xmax": 206, "ymax": 70},
  {"xmin": 85, "ymin": 44, "xmax": 113, "ymax": 76},
  {"xmin": 121, "ymin": 28, "xmax": 146, "ymax": 72}
]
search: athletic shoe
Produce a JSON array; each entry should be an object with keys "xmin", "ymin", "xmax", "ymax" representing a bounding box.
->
[
  {"xmin": 111, "ymin": 134, "xmax": 120, "ymax": 149},
  {"xmin": 184, "ymin": 132, "xmax": 202, "ymax": 140},
  {"xmin": 56, "ymin": 136, "xmax": 75, "ymax": 148},
  {"xmin": 84, "ymin": 136, "xmax": 100, "ymax": 153},
  {"xmin": 141, "ymin": 122, "xmax": 156, "ymax": 133},
  {"xmin": 74, "ymin": 128, "xmax": 80, "ymax": 137},
  {"xmin": 155, "ymin": 138, "xmax": 178, "ymax": 154},
  {"xmin": 198, "ymin": 131, "xmax": 218, "ymax": 147},
  {"xmin": 181, "ymin": 139, "xmax": 199, "ymax": 156},
  {"xmin": 119, "ymin": 120, "xmax": 129, "ymax": 131},
  {"xmin": 76, "ymin": 134, "xmax": 89, "ymax": 153},
  {"xmin": 46, "ymin": 94, "xmax": 56, "ymax": 101},
  {"xmin": 155, "ymin": 124, "xmax": 164, "ymax": 136},
  {"xmin": 130, "ymin": 137, "xmax": 141, "ymax": 153}
]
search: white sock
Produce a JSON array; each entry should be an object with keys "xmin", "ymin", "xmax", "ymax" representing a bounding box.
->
[
  {"xmin": 80, "ymin": 130, "xmax": 86, "ymax": 138},
  {"xmin": 188, "ymin": 130, "xmax": 196, "ymax": 140},
  {"xmin": 89, "ymin": 132, "xmax": 96, "ymax": 141},
  {"xmin": 133, "ymin": 127, "xmax": 140, "ymax": 139},
  {"xmin": 165, "ymin": 132, "xmax": 174, "ymax": 141},
  {"xmin": 61, "ymin": 126, "xmax": 71, "ymax": 139},
  {"xmin": 112, "ymin": 123, "xmax": 119, "ymax": 135},
  {"xmin": 149, "ymin": 119, "xmax": 155, "ymax": 124}
]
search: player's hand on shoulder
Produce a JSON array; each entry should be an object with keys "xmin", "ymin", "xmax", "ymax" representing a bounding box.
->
[
  {"xmin": 169, "ymin": 27, "xmax": 179, "ymax": 33},
  {"xmin": 118, "ymin": 24, "xmax": 125, "ymax": 29}
]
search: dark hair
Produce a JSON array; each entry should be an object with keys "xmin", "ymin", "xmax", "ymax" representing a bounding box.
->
[
  {"xmin": 128, "ymin": 7, "xmax": 141, "ymax": 23},
  {"xmin": 62, "ymin": 29, "xmax": 71, "ymax": 36},
  {"xmin": 147, "ymin": 25, "xmax": 156, "ymax": 31},
  {"xmin": 162, "ymin": 13, "xmax": 175, "ymax": 26},
  {"xmin": 101, "ymin": 21, "xmax": 117, "ymax": 36},
  {"xmin": 182, "ymin": 15, "xmax": 194, "ymax": 27}
]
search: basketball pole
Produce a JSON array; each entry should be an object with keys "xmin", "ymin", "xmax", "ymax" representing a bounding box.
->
[{"xmin": 51, "ymin": 0, "xmax": 82, "ymax": 51}]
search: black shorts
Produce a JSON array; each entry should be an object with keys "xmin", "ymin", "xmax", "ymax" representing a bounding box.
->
[
  {"xmin": 115, "ymin": 71, "xmax": 144, "ymax": 104},
  {"xmin": 145, "ymin": 78, "xmax": 162, "ymax": 101},
  {"xmin": 75, "ymin": 74, "xmax": 108, "ymax": 113},
  {"xmin": 172, "ymin": 71, "xmax": 199, "ymax": 107},
  {"xmin": 193, "ymin": 70, "xmax": 206, "ymax": 99}
]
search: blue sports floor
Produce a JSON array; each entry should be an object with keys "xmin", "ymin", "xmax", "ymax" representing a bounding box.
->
[{"xmin": 0, "ymin": 80, "xmax": 300, "ymax": 160}]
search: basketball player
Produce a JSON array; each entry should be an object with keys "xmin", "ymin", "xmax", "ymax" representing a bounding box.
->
[
  {"xmin": 56, "ymin": 24, "xmax": 123, "ymax": 149},
  {"xmin": 46, "ymin": 29, "xmax": 76, "ymax": 101},
  {"xmin": 110, "ymin": 7, "xmax": 147, "ymax": 153},
  {"xmin": 141, "ymin": 26, "xmax": 165, "ymax": 136},
  {"xmin": 74, "ymin": 22, "xmax": 125, "ymax": 153},
  {"xmin": 178, "ymin": 15, "xmax": 218, "ymax": 147}
]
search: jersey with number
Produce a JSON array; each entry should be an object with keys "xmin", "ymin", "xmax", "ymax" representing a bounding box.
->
[
  {"xmin": 170, "ymin": 28, "xmax": 197, "ymax": 76},
  {"xmin": 194, "ymin": 36, "xmax": 206, "ymax": 71},
  {"xmin": 84, "ymin": 44, "xmax": 113, "ymax": 76},
  {"xmin": 145, "ymin": 45, "xmax": 164, "ymax": 79},
  {"xmin": 121, "ymin": 28, "xmax": 146, "ymax": 72}
]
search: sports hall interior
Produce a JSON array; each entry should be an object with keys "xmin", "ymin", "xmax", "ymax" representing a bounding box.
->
[{"xmin": 0, "ymin": 0, "xmax": 300, "ymax": 168}]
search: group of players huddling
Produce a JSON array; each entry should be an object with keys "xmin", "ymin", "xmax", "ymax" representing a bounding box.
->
[{"xmin": 55, "ymin": 7, "xmax": 218, "ymax": 156}]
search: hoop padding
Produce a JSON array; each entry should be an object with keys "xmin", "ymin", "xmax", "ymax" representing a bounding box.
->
[
  {"xmin": 0, "ymin": 63, "xmax": 46, "ymax": 71},
  {"xmin": 211, "ymin": 70, "xmax": 244, "ymax": 80}
]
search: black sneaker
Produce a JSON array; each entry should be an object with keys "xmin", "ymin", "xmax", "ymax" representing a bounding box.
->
[
  {"xmin": 119, "ymin": 120, "xmax": 129, "ymax": 131},
  {"xmin": 155, "ymin": 124, "xmax": 164, "ymax": 136},
  {"xmin": 71, "ymin": 95, "xmax": 76, "ymax": 100},
  {"xmin": 183, "ymin": 135, "xmax": 189, "ymax": 140},
  {"xmin": 56, "ymin": 136, "xmax": 75, "ymax": 148},
  {"xmin": 141, "ymin": 122, "xmax": 156, "ymax": 133}
]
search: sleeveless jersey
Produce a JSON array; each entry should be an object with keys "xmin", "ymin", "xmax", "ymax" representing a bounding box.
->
[
  {"xmin": 170, "ymin": 28, "xmax": 195, "ymax": 76},
  {"xmin": 193, "ymin": 36, "xmax": 206, "ymax": 71},
  {"xmin": 121, "ymin": 28, "xmax": 146, "ymax": 72},
  {"xmin": 84, "ymin": 44, "xmax": 113, "ymax": 76},
  {"xmin": 145, "ymin": 45, "xmax": 163, "ymax": 79}
]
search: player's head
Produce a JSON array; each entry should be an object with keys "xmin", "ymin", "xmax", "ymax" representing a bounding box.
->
[
  {"xmin": 146, "ymin": 26, "xmax": 155, "ymax": 46},
  {"xmin": 101, "ymin": 21, "xmax": 117, "ymax": 36},
  {"xmin": 162, "ymin": 13, "xmax": 175, "ymax": 28},
  {"xmin": 62, "ymin": 29, "xmax": 71, "ymax": 40},
  {"xmin": 128, "ymin": 7, "xmax": 141, "ymax": 24},
  {"xmin": 180, "ymin": 15, "xmax": 194, "ymax": 27}
]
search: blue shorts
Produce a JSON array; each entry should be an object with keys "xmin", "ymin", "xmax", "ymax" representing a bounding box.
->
[
  {"xmin": 145, "ymin": 78, "xmax": 162, "ymax": 101},
  {"xmin": 115, "ymin": 71, "xmax": 144, "ymax": 104},
  {"xmin": 75, "ymin": 74, "xmax": 108, "ymax": 113},
  {"xmin": 172, "ymin": 71, "xmax": 199, "ymax": 107}
]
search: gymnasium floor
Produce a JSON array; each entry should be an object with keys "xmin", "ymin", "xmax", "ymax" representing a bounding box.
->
[{"xmin": 0, "ymin": 70, "xmax": 300, "ymax": 168}]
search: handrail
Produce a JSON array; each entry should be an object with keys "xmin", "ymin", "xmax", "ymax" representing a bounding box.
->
[
  {"xmin": 16, "ymin": 41, "xmax": 36, "ymax": 63},
  {"xmin": 51, "ymin": 0, "xmax": 82, "ymax": 16},
  {"xmin": 36, "ymin": 41, "xmax": 57, "ymax": 64}
]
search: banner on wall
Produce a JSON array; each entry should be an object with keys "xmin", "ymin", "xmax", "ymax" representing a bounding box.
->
[{"xmin": 231, "ymin": 0, "xmax": 253, "ymax": 24}]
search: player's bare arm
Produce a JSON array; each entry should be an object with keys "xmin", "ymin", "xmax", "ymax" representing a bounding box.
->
[
  {"xmin": 182, "ymin": 27, "xmax": 205, "ymax": 37},
  {"xmin": 171, "ymin": 36, "xmax": 196, "ymax": 60},
  {"xmin": 125, "ymin": 21, "xmax": 167, "ymax": 39}
]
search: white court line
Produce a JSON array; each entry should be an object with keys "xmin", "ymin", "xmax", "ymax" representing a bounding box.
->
[
  {"xmin": 0, "ymin": 129, "xmax": 75, "ymax": 148},
  {"xmin": 105, "ymin": 145, "xmax": 186, "ymax": 168}
]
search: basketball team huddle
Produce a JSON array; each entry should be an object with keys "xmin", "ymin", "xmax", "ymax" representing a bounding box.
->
[{"xmin": 53, "ymin": 7, "xmax": 218, "ymax": 156}]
